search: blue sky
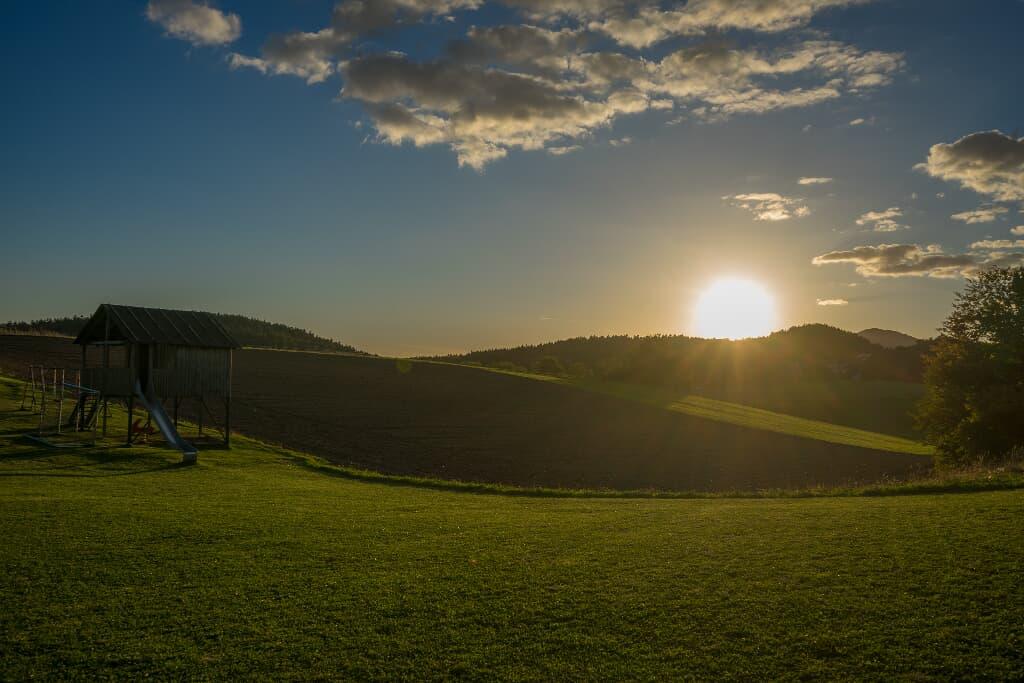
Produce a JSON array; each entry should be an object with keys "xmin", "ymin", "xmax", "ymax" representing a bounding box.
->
[{"xmin": 2, "ymin": 1, "xmax": 1023, "ymax": 355}]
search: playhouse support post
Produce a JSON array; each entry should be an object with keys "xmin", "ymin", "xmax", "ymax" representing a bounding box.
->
[
  {"xmin": 126, "ymin": 395, "xmax": 134, "ymax": 446},
  {"xmin": 224, "ymin": 350, "xmax": 232, "ymax": 448}
]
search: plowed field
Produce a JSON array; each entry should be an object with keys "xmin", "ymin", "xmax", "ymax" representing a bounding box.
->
[{"xmin": 0, "ymin": 335, "xmax": 929, "ymax": 491}]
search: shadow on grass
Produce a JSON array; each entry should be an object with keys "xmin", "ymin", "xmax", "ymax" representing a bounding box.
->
[
  {"xmin": 0, "ymin": 408, "xmax": 40, "ymax": 435},
  {"xmin": 0, "ymin": 436, "xmax": 193, "ymax": 478}
]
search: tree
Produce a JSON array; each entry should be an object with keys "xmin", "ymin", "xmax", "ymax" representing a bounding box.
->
[{"xmin": 917, "ymin": 267, "xmax": 1024, "ymax": 465}]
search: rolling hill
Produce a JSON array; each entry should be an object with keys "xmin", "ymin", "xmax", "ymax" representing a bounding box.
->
[
  {"xmin": 433, "ymin": 324, "xmax": 932, "ymax": 385},
  {"xmin": 858, "ymin": 327, "xmax": 922, "ymax": 348},
  {"xmin": 1, "ymin": 335, "xmax": 930, "ymax": 491}
]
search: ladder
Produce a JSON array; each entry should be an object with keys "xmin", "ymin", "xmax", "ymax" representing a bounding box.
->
[{"xmin": 65, "ymin": 385, "xmax": 101, "ymax": 432}]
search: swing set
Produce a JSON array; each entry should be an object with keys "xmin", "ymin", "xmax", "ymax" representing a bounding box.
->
[{"xmin": 19, "ymin": 364, "xmax": 101, "ymax": 446}]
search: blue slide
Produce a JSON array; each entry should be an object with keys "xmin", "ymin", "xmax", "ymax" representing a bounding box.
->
[{"xmin": 133, "ymin": 380, "xmax": 198, "ymax": 464}]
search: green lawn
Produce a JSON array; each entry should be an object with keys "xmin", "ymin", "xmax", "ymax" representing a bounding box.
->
[{"xmin": 1, "ymin": 377, "xmax": 1022, "ymax": 679}]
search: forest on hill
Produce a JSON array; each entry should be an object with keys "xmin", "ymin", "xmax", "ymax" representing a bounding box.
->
[
  {"xmin": 0, "ymin": 313, "xmax": 366, "ymax": 355},
  {"xmin": 433, "ymin": 325, "xmax": 933, "ymax": 388}
]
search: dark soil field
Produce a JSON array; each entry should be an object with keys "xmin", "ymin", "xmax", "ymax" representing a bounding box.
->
[{"xmin": 0, "ymin": 335, "xmax": 929, "ymax": 491}]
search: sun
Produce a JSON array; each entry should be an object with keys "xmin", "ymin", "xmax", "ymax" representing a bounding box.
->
[{"xmin": 693, "ymin": 277, "xmax": 778, "ymax": 340}]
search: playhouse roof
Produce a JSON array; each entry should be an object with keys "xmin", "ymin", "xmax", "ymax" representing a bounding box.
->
[{"xmin": 74, "ymin": 304, "xmax": 239, "ymax": 349}]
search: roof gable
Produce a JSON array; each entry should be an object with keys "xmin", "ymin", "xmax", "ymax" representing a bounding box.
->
[{"xmin": 74, "ymin": 305, "xmax": 239, "ymax": 349}]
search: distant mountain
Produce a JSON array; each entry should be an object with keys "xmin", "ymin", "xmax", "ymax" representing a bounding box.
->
[
  {"xmin": 431, "ymin": 324, "xmax": 931, "ymax": 385},
  {"xmin": 0, "ymin": 313, "xmax": 368, "ymax": 355},
  {"xmin": 858, "ymin": 328, "xmax": 921, "ymax": 349}
]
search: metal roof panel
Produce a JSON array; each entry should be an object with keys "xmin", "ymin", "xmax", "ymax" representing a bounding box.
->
[{"xmin": 74, "ymin": 304, "xmax": 239, "ymax": 348}]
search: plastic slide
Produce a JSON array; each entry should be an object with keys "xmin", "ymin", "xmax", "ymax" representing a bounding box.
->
[{"xmin": 133, "ymin": 380, "xmax": 198, "ymax": 463}]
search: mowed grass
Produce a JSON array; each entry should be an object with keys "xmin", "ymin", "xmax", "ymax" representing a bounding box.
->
[{"xmin": 1, "ymin": 379, "xmax": 1023, "ymax": 679}]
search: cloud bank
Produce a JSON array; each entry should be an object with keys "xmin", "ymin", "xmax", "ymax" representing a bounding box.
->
[
  {"xmin": 150, "ymin": 0, "xmax": 902, "ymax": 168},
  {"xmin": 813, "ymin": 243, "xmax": 1024, "ymax": 278},
  {"xmin": 726, "ymin": 192, "xmax": 810, "ymax": 221}
]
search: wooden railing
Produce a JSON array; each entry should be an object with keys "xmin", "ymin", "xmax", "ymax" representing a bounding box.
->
[{"xmin": 80, "ymin": 368, "xmax": 135, "ymax": 397}]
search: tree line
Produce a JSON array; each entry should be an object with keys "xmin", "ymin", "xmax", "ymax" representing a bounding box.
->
[
  {"xmin": 434, "ymin": 324, "xmax": 931, "ymax": 388},
  {"xmin": 0, "ymin": 313, "xmax": 367, "ymax": 356}
]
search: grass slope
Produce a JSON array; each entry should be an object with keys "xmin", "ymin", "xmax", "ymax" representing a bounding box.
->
[
  {"xmin": 667, "ymin": 395, "xmax": 931, "ymax": 454},
  {"xmin": 1, "ymin": 379, "xmax": 1023, "ymax": 679},
  {"xmin": 694, "ymin": 377, "xmax": 927, "ymax": 438},
  {"xmin": 583, "ymin": 382, "xmax": 931, "ymax": 455},
  {"xmin": 454, "ymin": 366, "xmax": 931, "ymax": 455}
]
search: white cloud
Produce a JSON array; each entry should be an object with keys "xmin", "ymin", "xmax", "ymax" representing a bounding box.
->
[
  {"xmin": 870, "ymin": 220, "xmax": 907, "ymax": 232},
  {"xmin": 228, "ymin": 28, "xmax": 344, "ymax": 84},
  {"xmin": 547, "ymin": 145, "xmax": 582, "ymax": 156},
  {"xmin": 917, "ymin": 130, "xmax": 1024, "ymax": 202},
  {"xmin": 628, "ymin": 40, "xmax": 901, "ymax": 122},
  {"xmin": 341, "ymin": 54, "xmax": 653, "ymax": 170},
  {"xmin": 798, "ymin": 176, "xmax": 832, "ymax": 185},
  {"xmin": 229, "ymin": 1, "xmax": 486, "ymax": 85},
  {"xmin": 337, "ymin": 33, "xmax": 902, "ymax": 169},
  {"xmin": 856, "ymin": 207, "xmax": 908, "ymax": 232},
  {"xmin": 969, "ymin": 239, "xmax": 1024, "ymax": 249},
  {"xmin": 588, "ymin": 0, "xmax": 877, "ymax": 49},
  {"xmin": 448, "ymin": 24, "xmax": 583, "ymax": 73},
  {"xmin": 361, "ymin": 102, "xmax": 450, "ymax": 148},
  {"xmin": 856, "ymin": 207, "xmax": 901, "ymax": 224},
  {"xmin": 726, "ymin": 192, "xmax": 810, "ymax": 221},
  {"xmin": 177, "ymin": 0, "xmax": 902, "ymax": 168},
  {"xmin": 816, "ymin": 298, "xmax": 849, "ymax": 306},
  {"xmin": 849, "ymin": 117, "xmax": 865, "ymax": 126},
  {"xmin": 812, "ymin": 243, "xmax": 1023, "ymax": 278},
  {"xmin": 950, "ymin": 206, "xmax": 1008, "ymax": 224},
  {"xmin": 335, "ymin": 0, "xmax": 483, "ymax": 35},
  {"xmin": 146, "ymin": 0, "xmax": 241, "ymax": 46},
  {"xmin": 1012, "ymin": 226, "xmax": 1024, "ymax": 236}
]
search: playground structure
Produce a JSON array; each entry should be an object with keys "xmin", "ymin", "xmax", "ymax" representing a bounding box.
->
[
  {"xmin": 19, "ymin": 365, "xmax": 101, "ymax": 446},
  {"xmin": 63, "ymin": 304, "xmax": 240, "ymax": 464}
]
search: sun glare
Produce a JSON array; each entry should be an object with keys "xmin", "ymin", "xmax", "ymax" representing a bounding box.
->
[{"xmin": 693, "ymin": 278, "xmax": 778, "ymax": 340}]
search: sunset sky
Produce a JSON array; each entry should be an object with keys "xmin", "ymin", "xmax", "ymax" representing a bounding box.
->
[{"xmin": 3, "ymin": 1, "xmax": 1023, "ymax": 355}]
